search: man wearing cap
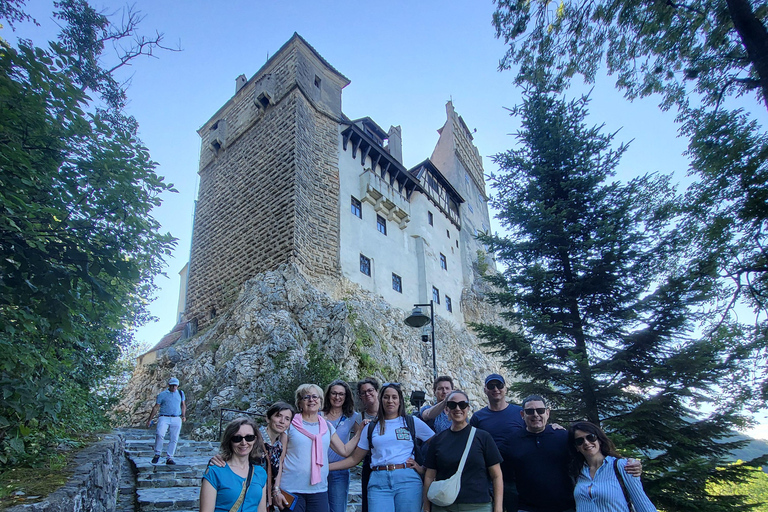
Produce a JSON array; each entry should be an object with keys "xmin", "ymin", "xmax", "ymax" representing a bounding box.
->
[
  {"xmin": 469, "ymin": 374, "xmax": 525, "ymax": 512},
  {"xmin": 146, "ymin": 377, "xmax": 186, "ymax": 465}
]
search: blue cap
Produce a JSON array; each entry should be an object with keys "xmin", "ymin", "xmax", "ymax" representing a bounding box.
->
[
  {"xmin": 485, "ymin": 374, "xmax": 505, "ymax": 386},
  {"xmin": 168, "ymin": 377, "xmax": 180, "ymax": 386}
]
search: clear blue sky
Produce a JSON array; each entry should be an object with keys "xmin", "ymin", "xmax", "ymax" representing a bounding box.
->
[{"xmin": 9, "ymin": 0, "xmax": 768, "ymax": 433}]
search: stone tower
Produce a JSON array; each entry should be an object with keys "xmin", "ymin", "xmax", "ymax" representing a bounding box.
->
[{"xmin": 185, "ymin": 34, "xmax": 349, "ymax": 330}]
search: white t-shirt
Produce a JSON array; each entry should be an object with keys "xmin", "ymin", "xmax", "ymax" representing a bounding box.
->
[
  {"xmin": 281, "ymin": 419, "xmax": 336, "ymax": 494},
  {"xmin": 358, "ymin": 416, "xmax": 434, "ymax": 467}
]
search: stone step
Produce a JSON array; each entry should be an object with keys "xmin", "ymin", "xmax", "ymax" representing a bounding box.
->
[{"xmin": 137, "ymin": 487, "xmax": 199, "ymax": 511}]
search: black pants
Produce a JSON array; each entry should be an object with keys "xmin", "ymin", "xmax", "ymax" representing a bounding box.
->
[{"xmin": 361, "ymin": 453, "xmax": 372, "ymax": 512}]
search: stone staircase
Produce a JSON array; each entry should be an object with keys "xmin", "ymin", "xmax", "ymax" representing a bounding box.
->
[{"xmin": 119, "ymin": 428, "xmax": 362, "ymax": 512}]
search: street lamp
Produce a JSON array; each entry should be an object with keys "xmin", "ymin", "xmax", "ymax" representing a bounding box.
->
[{"xmin": 404, "ymin": 301, "xmax": 436, "ymax": 381}]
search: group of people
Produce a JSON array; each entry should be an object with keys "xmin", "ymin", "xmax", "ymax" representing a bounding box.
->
[{"xmin": 149, "ymin": 374, "xmax": 656, "ymax": 512}]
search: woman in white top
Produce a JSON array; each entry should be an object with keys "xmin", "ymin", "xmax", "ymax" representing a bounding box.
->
[
  {"xmin": 330, "ymin": 382, "xmax": 435, "ymax": 512},
  {"xmin": 274, "ymin": 383, "xmax": 358, "ymax": 512}
]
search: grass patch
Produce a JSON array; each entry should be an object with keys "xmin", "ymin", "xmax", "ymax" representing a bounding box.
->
[{"xmin": 0, "ymin": 456, "xmax": 74, "ymax": 510}]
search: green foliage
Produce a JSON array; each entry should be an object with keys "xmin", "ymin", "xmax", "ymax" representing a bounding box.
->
[
  {"xmin": 269, "ymin": 343, "xmax": 343, "ymax": 405},
  {"xmin": 475, "ymin": 82, "xmax": 762, "ymax": 512},
  {"xmin": 491, "ymin": 0, "xmax": 768, "ymax": 404},
  {"xmin": 475, "ymin": 250, "xmax": 490, "ymax": 275},
  {"xmin": 0, "ymin": 1, "xmax": 175, "ymax": 465},
  {"xmin": 707, "ymin": 462, "xmax": 768, "ymax": 511}
]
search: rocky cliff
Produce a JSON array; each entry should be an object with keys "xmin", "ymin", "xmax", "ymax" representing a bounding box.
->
[{"xmin": 116, "ymin": 264, "xmax": 508, "ymax": 437}]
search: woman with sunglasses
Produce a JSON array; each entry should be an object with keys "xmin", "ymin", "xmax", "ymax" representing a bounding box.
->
[
  {"xmin": 568, "ymin": 422, "xmax": 656, "ymax": 512},
  {"xmin": 201, "ymin": 417, "xmax": 268, "ymax": 512},
  {"xmin": 329, "ymin": 382, "xmax": 435, "ymax": 512},
  {"xmin": 321, "ymin": 380, "xmax": 363, "ymax": 512},
  {"xmin": 274, "ymin": 383, "xmax": 359, "ymax": 512},
  {"xmin": 423, "ymin": 390, "xmax": 503, "ymax": 512}
]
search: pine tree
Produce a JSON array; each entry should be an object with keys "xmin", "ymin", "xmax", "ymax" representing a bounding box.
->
[{"xmin": 474, "ymin": 81, "xmax": 765, "ymax": 511}]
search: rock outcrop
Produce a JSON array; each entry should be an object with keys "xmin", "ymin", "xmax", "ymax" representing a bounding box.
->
[{"xmin": 116, "ymin": 264, "xmax": 507, "ymax": 436}]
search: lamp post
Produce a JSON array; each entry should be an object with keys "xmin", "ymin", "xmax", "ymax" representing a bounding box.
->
[{"xmin": 404, "ymin": 301, "xmax": 436, "ymax": 381}]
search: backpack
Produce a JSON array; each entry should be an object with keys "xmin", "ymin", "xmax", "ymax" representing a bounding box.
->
[{"xmin": 367, "ymin": 414, "xmax": 428, "ymax": 467}]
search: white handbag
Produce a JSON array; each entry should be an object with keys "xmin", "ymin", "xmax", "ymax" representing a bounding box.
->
[{"xmin": 427, "ymin": 427, "xmax": 477, "ymax": 507}]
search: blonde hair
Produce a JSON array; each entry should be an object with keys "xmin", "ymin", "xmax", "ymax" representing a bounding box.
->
[{"xmin": 295, "ymin": 383, "xmax": 324, "ymax": 412}]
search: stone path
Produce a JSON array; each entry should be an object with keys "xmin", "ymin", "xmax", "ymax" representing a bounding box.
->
[{"xmin": 119, "ymin": 428, "xmax": 362, "ymax": 512}]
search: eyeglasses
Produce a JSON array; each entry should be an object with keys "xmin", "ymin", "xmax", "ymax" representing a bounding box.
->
[
  {"xmin": 446, "ymin": 401, "xmax": 469, "ymax": 410},
  {"xmin": 573, "ymin": 433, "xmax": 598, "ymax": 446},
  {"xmin": 302, "ymin": 395, "xmax": 320, "ymax": 401},
  {"xmin": 231, "ymin": 434, "xmax": 256, "ymax": 443},
  {"xmin": 523, "ymin": 407, "xmax": 547, "ymax": 416},
  {"xmin": 330, "ymin": 391, "xmax": 346, "ymax": 397},
  {"xmin": 486, "ymin": 382, "xmax": 504, "ymax": 390},
  {"xmin": 360, "ymin": 388, "xmax": 377, "ymax": 396}
]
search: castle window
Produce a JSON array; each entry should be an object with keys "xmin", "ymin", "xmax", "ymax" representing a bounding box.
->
[
  {"xmin": 465, "ymin": 173, "xmax": 470, "ymax": 187},
  {"xmin": 351, "ymin": 196, "xmax": 362, "ymax": 218},
  {"xmin": 478, "ymin": 193, "xmax": 483, "ymax": 205},
  {"xmin": 392, "ymin": 273, "xmax": 402, "ymax": 293},
  {"xmin": 360, "ymin": 254, "xmax": 371, "ymax": 276},
  {"xmin": 440, "ymin": 253, "xmax": 447, "ymax": 270},
  {"xmin": 314, "ymin": 75, "xmax": 322, "ymax": 88},
  {"xmin": 456, "ymin": 240, "xmax": 459, "ymax": 248},
  {"xmin": 377, "ymin": 215, "xmax": 387, "ymax": 235},
  {"xmin": 428, "ymin": 211, "xmax": 433, "ymax": 226},
  {"xmin": 432, "ymin": 286, "xmax": 440, "ymax": 305},
  {"xmin": 468, "ymin": 203, "xmax": 474, "ymax": 214},
  {"xmin": 446, "ymin": 296, "xmax": 453, "ymax": 313},
  {"xmin": 446, "ymin": 230, "xmax": 450, "ymax": 239}
]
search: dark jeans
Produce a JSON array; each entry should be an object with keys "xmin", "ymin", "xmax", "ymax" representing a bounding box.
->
[
  {"xmin": 282, "ymin": 491, "xmax": 329, "ymax": 512},
  {"xmin": 362, "ymin": 454, "xmax": 372, "ymax": 512},
  {"xmin": 502, "ymin": 481, "xmax": 518, "ymax": 512}
]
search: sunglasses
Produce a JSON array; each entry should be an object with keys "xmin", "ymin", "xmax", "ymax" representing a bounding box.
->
[
  {"xmin": 383, "ymin": 382, "xmax": 401, "ymax": 388},
  {"xmin": 573, "ymin": 433, "xmax": 598, "ymax": 446},
  {"xmin": 231, "ymin": 434, "xmax": 257, "ymax": 443},
  {"xmin": 446, "ymin": 401, "xmax": 469, "ymax": 410},
  {"xmin": 302, "ymin": 395, "xmax": 320, "ymax": 401},
  {"xmin": 486, "ymin": 382, "xmax": 504, "ymax": 390},
  {"xmin": 523, "ymin": 407, "xmax": 547, "ymax": 416}
]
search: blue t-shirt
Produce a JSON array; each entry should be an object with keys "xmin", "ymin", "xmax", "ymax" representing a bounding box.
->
[
  {"xmin": 419, "ymin": 403, "xmax": 451, "ymax": 434},
  {"xmin": 505, "ymin": 426, "xmax": 574, "ymax": 512},
  {"xmin": 325, "ymin": 411, "xmax": 361, "ymax": 463},
  {"xmin": 156, "ymin": 389, "xmax": 185, "ymax": 416},
  {"xmin": 469, "ymin": 404, "xmax": 524, "ymax": 482},
  {"xmin": 202, "ymin": 463, "xmax": 267, "ymax": 512}
]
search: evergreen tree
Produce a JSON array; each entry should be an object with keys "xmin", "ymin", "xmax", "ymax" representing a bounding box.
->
[{"xmin": 474, "ymin": 80, "xmax": 764, "ymax": 511}]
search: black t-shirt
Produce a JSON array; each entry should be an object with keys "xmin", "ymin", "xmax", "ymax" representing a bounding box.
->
[{"xmin": 425, "ymin": 426, "xmax": 503, "ymax": 504}]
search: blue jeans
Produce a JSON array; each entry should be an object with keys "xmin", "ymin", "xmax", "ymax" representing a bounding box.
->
[
  {"xmin": 328, "ymin": 469, "xmax": 350, "ymax": 512},
  {"xmin": 367, "ymin": 468, "xmax": 422, "ymax": 512},
  {"xmin": 286, "ymin": 491, "xmax": 329, "ymax": 512}
]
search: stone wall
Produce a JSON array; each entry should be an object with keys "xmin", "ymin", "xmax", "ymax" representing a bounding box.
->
[
  {"xmin": 117, "ymin": 264, "xmax": 508, "ymax": 432},
  {"xmin": 185, "ymin": 36, "xmax": 347, "ymax": 330},
  {"xmin": 7, "ymin": 434, "xmax": 124, "ymax": 512}
]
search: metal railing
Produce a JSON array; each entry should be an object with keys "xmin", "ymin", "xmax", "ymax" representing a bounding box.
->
[{"xmin": 218, "ymin": 408, "xmax": 265, "ymax": 441}]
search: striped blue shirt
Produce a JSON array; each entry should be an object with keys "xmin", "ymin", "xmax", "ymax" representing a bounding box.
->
[{"xmin": 574, "ymin": 456, "xmax": 656, "ymax": 512}]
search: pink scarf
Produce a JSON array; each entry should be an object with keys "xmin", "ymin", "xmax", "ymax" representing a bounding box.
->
[{"xmin": 291, "ymin": 414, "xmax": 328, "ymax": 485}]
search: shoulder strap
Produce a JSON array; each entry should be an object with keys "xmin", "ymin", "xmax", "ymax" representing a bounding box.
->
[
  {"xmin": 367, "ymin": 418, "xmax": 378, "ymax": 451},
  {"xmin": 179, "ymin": 390, "xmax": 185, "ymax": 401},
  {"xmin": 613, "ymin": 458, "xmax": 633, "ymax": 512},
  {"xmin": 228, "ymin": 463, "xmax": 254, "ymax": 512},
  {"xmin": 405, "ymin": 415, "xmax": 417, "ymax": 454},
  {"xmin": 456, "ymin": 427, "xmax": 476, "ymax": 474}
]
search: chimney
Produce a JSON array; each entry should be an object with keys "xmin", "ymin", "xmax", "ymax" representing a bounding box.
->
[
  {"xmin": 235, "ymin": 74, "xmax": 247, "ymax": 94},
  {"xmin": 386, "ymin": 125, "xmax": 403, "ymax": 164}
]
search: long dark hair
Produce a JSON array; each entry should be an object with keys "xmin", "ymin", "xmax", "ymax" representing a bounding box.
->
[
  {"xmin": 219, "ymin": 417, "xmax": 264, "ymax": 463},
  {"xmin": 567, "ymin": 421, "xmax": 621, "ymax": 477},
  {"xmin": 377, "ymin": 383, "xmax": 406, "ymax": 435},
  {"xmin": 322, "ymin": 380, "xmax": 355, "ymax": 417}
]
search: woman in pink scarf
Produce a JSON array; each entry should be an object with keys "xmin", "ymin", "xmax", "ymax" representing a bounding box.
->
[{"xmin": 274, "ymin": 384, "xmax": 357, "ymax": 512}]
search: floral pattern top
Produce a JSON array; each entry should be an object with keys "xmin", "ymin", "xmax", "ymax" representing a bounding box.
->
[{"xmin": 259, "ymin": 425, "xmax": 283, "ymax": 481}]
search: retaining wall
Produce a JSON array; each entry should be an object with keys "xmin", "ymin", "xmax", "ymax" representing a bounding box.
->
[{"xmin": 7, "ymin": 433, "xmax": 125, "ymax": 512}]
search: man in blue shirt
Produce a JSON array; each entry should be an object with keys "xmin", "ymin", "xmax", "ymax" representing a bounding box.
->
[
  {"xmin": 418, "ymin": 375, "xmax": 454, "ymax": 434},
  {"xmin": 146, "ymin": 377, "xmax": 186, "ymax": 465},
  {"xmin": 469, "ymin": 374, "xmax": 525, "ymax": 512}
]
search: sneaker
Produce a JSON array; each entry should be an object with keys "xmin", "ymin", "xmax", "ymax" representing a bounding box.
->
[
  {"xmin": 151, "ymin": 455, "xmax": 160, "ymax": 464},
  {"xmin": 165, "ymin": 458, "xmax": 176, "ymax": 465}
]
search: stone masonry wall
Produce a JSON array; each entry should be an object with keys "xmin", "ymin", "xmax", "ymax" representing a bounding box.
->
[
  {"xmin": 7, "ymin": 434, "xmax": 124, "ymax": 512},
  {"xmin": 186, "ymin": 38, "xmax": 345, "ymax": 329}
]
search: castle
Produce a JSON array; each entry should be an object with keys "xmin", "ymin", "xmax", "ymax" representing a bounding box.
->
[{"xmin": 178, "ymin": 33, "xmax": 495, "ymax": 337}]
